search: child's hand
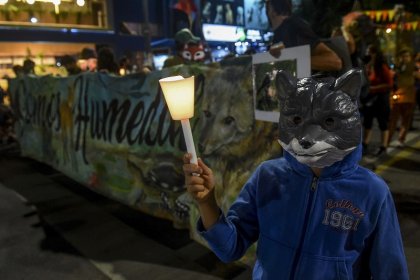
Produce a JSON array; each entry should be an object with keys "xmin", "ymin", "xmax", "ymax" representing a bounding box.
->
[{"xmin": 183, "ymin": 153, "xmax": 215, "ymax": 205}]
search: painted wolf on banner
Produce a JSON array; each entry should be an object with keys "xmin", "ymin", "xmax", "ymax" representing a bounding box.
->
[{"xmin": 197, "ymin": 63, "xmax": 280, "ymax": 208}]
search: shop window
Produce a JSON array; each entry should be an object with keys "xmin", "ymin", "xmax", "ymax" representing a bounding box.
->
[{"xmin": 0, "ymin": 0, "xmax": 109, "ymax": 29}]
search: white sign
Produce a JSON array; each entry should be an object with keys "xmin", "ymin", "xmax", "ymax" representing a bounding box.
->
[
  {"xmin": 202, "ymin": 24, "xmax": 244, "ymax": 42},
  {"xmin": 252, "ymin": 45, "xmax": 310, "ymax": 122}
]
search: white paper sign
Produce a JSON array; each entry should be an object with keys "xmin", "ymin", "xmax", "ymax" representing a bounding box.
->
[{"xmin": 252, "ymin": 45, "xmax": 310, "ymax": 122}]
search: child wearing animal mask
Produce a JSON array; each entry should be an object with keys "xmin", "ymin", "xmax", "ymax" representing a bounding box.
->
[{"xmin": 182, "ymin": 69, "xmax": 408, "ymax": 280}]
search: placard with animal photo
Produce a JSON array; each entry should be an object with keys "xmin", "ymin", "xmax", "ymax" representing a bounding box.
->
[{"xmin": 252, "ymin": 45, "xmax": 310, "ymax": 122}]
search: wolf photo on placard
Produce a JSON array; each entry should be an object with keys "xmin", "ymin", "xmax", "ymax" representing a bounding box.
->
[
  {"xmin": 252, "ymin": 45, "xmax": 310, "ymax": 123},
  {"xmin": 254, "ymin": 60, "xmax": 297, "ymax": 112}
]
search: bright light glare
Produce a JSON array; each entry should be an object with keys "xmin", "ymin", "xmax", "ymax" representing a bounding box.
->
[
  {"xmin": 76, "ymin": 0, "xmax": 85, "ymax": 6},
  {"xmin": 30, "ymin": 17, "xmax": 38, "ymax": 23},
  {"xmin": 159, "ymin": 76, "xmax": 195, "ymax": 120},
  {"xmin": 386, "ymin": 28, "xmax": 392, "ymax": 33},
  {"xmin": 0, "ymin": 0, "xmax": 8, "ymax": 5},
  {"xmin": 26, "ymin": 0, "xmax": 35, "ymax": 4},
  {"xmin": 52, "ymin": 0, "xmax": 61, "ymax": 5}
]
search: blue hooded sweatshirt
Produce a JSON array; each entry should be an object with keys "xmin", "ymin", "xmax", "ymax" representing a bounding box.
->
[{"xmin": 198, "ymin": 145, "xmax": 409, "ymax": 280}]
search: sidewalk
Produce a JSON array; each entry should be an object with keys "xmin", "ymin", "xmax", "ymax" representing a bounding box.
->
[
  {"xmin": 0, "ymin": 182, "xmax": 109, "ymax": 280},
  {"xmin": 361, "ymin": 108, "xmax": 420, "ymax": 280},
  {"xmin": 361, "ymin": 108, "xmax": 420, "ymax": 202}
]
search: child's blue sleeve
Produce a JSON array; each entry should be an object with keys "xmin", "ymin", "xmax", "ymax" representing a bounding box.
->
[
  {"xmin": 197, "ymin": 174, "xmax": 260, "ymax": 263},
  {"xmin": 369, "ymin": 190, "xmax": 409, "ymax": 279}
]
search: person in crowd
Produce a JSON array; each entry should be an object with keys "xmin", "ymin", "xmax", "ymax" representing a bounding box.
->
[
  {"xmin": 341, "ymin": 12, "xmax": 378, "ymax": 105},
  {"xmin": 341, "ymin": 12, "xmax": 377, "ymax": 65},
  {"xmin": 0, "ymin": 86, "xmax": 6, "ymax": 105},
  {"xmin": 387, "ymin": 48, "xmax": 417, "ymax": 147},
  {"xmin": 163, "ymin": 28, "xmax": 206, "ymax": 68},
  {"xmin": 265, "ymin": 0, "xmax": 342, "ymax": 73},
  {"xmin": 361, "ymin": 44, "xmax": 392, "ymax": 157},
  {"xmin": 0, "ymin": 103, "xmax": 16, "ymax": 144},
  {"xmin": 331, "ymin": 25, "xmax": 356, "ymax": 58},
  {"xmin": 182, "ymin": 69, "xmax": 408, "ymax": 280},
  {"xmin": 12, "ymin": 65, "xmax": 24, "ymax": 78},
  {"xmin": 141, "ymin": 64, "xmax": 154, "ymax": 74},
  {"xmin": 415, "ymin": 52, "xmax": 420, "ymax": 112},
  {"xmin": 97, "ymin": 47, "xmax": 119, "ymax": 75},
  {"xmin": 79, "ymin": 47, "xmax": 97, "ymax": 72},
  {"xmin": 118, "ymin": 56, "xmax": 132, "ymax": 75},
  {"xmin": 330, "ymin": 23, "xmax": 370, "ymax": 105},
  {"xmin": 23, "ymin": 59, "xmax": 36, "ymax": 75},
  {"xmin": 61, "ymin": 55, "xmax": 81, "ymax": 76}
]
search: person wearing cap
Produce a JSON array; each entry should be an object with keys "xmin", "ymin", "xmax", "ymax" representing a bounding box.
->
[
  {"xmin": 79, "ymin": 47, "xmax": 97, "ymax": 72},
  {"xmin": 23, "ymin": 59, "xmax": 36, "ymax": 75},
  {"xmin": 163, "ymin": 28, "xmax": 206, "ymax": 68},
  {"xmin": 61, "ymin": 55, "xmax": 82, "ymax": 76}
]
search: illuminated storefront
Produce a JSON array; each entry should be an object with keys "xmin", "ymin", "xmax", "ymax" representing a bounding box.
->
[{"xmin": 0, "ymin": 0, "xmax": 109, "ymax": 29}]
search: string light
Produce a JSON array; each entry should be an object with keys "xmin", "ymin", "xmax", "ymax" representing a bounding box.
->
[
  {"xmin": 14, "ymin": 0, "xmax": 89, "ymax": 8},
  {"xmin": 7, "ymin": 0, "xmax": 91, "ymax": 15}
]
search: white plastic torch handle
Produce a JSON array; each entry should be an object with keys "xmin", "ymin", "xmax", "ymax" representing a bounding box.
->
[{"xmin": 181, "ymin": 119, "xmax": 198, "ymax": 165}]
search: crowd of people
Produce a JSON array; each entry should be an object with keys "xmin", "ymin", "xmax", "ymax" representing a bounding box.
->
[
  {"xmin": 0, "ymin": 45, "xmax": 156, "ymax": 148},
  {"xmin": 361, "ymin": 45, "xmax": 420, "ymax": 157},
  {"xmin": 61, "ymin": 46, "xmax": 153, "ymax": 76},
  {"xmin": 13, "ymin": 46, "xmax": 154, "ymax": 79}
]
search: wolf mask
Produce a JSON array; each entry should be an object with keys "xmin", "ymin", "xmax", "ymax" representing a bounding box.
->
[{"xmin": 275, "ymin": 69, "xmax": 362, "ymax": 168}]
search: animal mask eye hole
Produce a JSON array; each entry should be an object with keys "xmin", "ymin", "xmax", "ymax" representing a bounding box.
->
[
  {"xmin": 224, "ymin": 116, "xmax": 235, "ymax": 125},
  {"xmin": 293, "ymin": 116, "xmax": 302, "ymax": 125},
  {"xmin": 181, "ymin": 51, "xmax": 192, "ymax": 60},
  {"xmin": 194, "ymin": 51, "xmax": 205, "ymax": 60},
  {"xmin": 325, "ymin": 117, "xmax": 335, "ymax": 127},
  {"xmin": 203, "ymin": 110, "xmax": 212, "ymax": 118}
]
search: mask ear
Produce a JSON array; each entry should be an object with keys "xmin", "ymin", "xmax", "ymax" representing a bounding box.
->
[
  {"xmin": 275, "ymin": 70, "xmax": 297, "ymax": 100},
  {"xmin": 333, "ymin": 68, "xmax": 362, "ymax": 100}
]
